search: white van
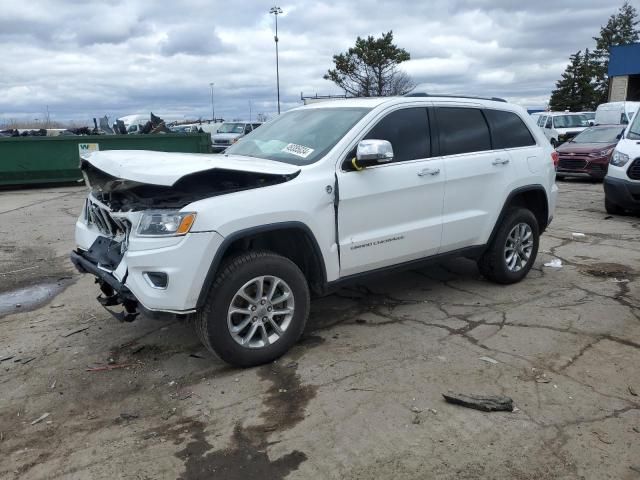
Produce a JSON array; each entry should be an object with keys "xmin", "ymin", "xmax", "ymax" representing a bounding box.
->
[
  {"xmin": 595, "ymin": 102, "xmax": 640, "ymax": 126},
  {"xmin": 535, "ymin": 112, "xmax": 590, "ymax": 147},
  {"xmin": 603, "ymin": 111, "xmax": 640, "ymax": 214}
]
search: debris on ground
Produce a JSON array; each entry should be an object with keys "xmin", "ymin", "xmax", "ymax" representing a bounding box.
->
[
  {"xmin": 86, "ymin": 363, "xmax": 134, "ymax": 372},
  {"xmin": 16, "ymin": 357, "xmax": 36, "ymax": 365},
  {"xmin": 571, "ymin": 232, "xmax": 586, "ymax": 238},
  {"xmin": 612, "ymin": 278, "xmax": 630, "ymax": 283},
  {"xmin": 31, "ymin": 413, "xmax": 50, "ymax": 425},
  {"xmin": 119, "ymin": 413, "xmax": 139, "ymax": 421},
  {"xmin": 442, "ymin": 392, "xmax": 514, "ymax": 412},
  {"xmin": 629, "ymin": 386, "xmax": 638, "ymax": 397},
  {"xmin": 479, "ymin": 356, "xmax": 499, "ymax": 365},
  {"xmin": 411, "ymin": 414, "xmax": 421, "ymax": 425},
  {"xmin": 61, "ymin": 326, "xmax": 90, "ymax": 338},
  {"xmin": 544, "ymin": 258, "xmax": 563, "ymax": 268},
  {"xmin": 0, "ymin": 355, "xmax": 15, "ymax": 362},
  {"xmin": 592, "ymin": 430, "xmax": 613, "ymax": 445},
  {"xmin": 410, "ymin": 406, "xmax": 422, "ymax": 413}
]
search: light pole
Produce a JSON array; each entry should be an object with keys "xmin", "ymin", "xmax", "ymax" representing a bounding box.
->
[
  {"xmin": 269, "ymin": 6, "xmax": 282, "ymax": 115},
  {"xmin": 209, "ymin": 82, "xmax": 215, "ymax": 122}
]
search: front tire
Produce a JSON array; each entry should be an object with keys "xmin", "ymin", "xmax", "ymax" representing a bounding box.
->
[
  {"xmin": 478, "ymin": 208, "xmax": 539, "ymax": 284},
  {"xmin": 193, "ymin": 251, "xmax": 310, "ymax": 367}
]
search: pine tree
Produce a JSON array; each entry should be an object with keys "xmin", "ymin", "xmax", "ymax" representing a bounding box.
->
[
  {"xmin": 592, "ymin": 1, "xmax": 640, "ymax": 104},
  {"xmin": 324, "ymin": 31, "xmax": 414, "ymax": 97},
  {"xmin": 550, "ymin": 50, "xmax": 597, "ymax": 111}
]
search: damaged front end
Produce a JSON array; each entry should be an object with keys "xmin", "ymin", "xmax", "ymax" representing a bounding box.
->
[
  {"xmin": 72, "ymin": 151, "xmax": 299, "ymax": 322},
  {"xmin": 81, "ymin": 159, "xmax": 298, "ymax": 211}
]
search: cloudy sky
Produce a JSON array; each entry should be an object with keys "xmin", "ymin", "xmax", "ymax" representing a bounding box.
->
[{"xmin": 0, "ymin": 0, "xmax": 633, "ymax": 124}]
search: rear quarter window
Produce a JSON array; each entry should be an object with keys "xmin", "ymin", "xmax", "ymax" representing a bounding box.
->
[{"xmin": 484, "ymin": 109, "xmax": 536, "ymax": 148}]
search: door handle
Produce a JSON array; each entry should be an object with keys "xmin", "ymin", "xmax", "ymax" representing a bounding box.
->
[
  {"xmin": 492, "ymin": 158, "xmax": 510, "ymax": 165},
  {"xmin": 417, "ymin": 167, "xmax": 440, "ymax": 177}
]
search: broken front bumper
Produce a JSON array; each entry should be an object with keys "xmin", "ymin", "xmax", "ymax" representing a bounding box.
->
[{"xmin": 72, "ymin": 218, "xmax": 225, "ymax": 318}]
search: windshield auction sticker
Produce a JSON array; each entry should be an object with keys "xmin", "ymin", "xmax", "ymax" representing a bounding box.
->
[{"xmin": 282, "ymin": 143, "xmax": 314, "ymax": 159}]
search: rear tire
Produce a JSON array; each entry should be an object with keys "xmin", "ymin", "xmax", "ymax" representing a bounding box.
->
[
  {"xmin": 193, "ymin": 250, "xmax": 310, "ymax": 367},
  {"xmin": 478, "ymin": 208, "xmax": 539, "ymax": 284},
  {"xmin": 605, "ymin": 197, "xmax": 624, "ymax": 215}
]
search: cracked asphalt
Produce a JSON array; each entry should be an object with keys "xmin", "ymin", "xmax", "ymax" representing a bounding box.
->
[{"xmin": 1, "ymin": 181, "xmax": 639, "ymax": 479}]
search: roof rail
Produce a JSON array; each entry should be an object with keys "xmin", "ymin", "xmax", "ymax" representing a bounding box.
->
[{"xmin": 404, "ymin": 92, "xmax": 507, "ymax": 103}]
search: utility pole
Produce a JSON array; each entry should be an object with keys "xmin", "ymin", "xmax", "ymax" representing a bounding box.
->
[
  {"xmin": 209, "ymin": 82, "xmax": 215, "ymax": 122},
  {"xmin": 269, "ymin": 6, "xmax": 283, "ymax": 114}
]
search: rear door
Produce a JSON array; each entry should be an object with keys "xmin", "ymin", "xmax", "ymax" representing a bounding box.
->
[
  {"xmin": 436, "ymin": 106, "xmax": 519, "ymax": 250},
  {"xmin": 337, "ymin": 106, "xmax": 444, "ymax": 276}
]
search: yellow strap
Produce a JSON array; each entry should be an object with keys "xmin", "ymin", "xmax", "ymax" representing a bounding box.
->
[{"xmin": 351, "ymin": 157, "xmax": 364, "ymax": 171}]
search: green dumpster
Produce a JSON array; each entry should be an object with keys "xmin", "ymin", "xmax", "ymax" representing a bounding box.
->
[{"xmin": 0, "ymin": 133, "xmax": 212, "ymax": 187}]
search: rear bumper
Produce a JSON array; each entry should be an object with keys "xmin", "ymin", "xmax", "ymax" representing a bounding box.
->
[{"xmin": 603, "ymin": 176, "xmax": 640, "ymax": 209}]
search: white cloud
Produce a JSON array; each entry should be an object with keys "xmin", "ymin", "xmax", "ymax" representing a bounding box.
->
[{"xmin": 0, "ymin": 0, "xmax": 632, "ymax": 123}]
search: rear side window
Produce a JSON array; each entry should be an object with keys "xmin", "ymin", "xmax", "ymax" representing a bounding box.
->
[
  {"xmin": 436, "ymin": 107, "xmax": 491, "ymax": 155},
  {"xmin": 484, "ymin": 109, "xmax": 536, "ymax": 148},
  {"xmin": 364, "ymin": 107, "xmax": 430, "ymax": 162},
  {"xmin": 545, "ymin": 117, "xmax": 552, "ymax": 128},
  {"xmin": 538, "ymin": 116, "xmax": 546, "ymax": 127}
]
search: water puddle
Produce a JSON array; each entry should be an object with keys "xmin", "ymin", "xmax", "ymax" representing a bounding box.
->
[{"xmin": 0, "ymin": 281, "xmax": 68, "ymax": 317}]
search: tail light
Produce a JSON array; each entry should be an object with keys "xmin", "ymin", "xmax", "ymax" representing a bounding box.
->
[{"xmin": 551, "ymin": 151, "xmax": 559, "ymax": 168}]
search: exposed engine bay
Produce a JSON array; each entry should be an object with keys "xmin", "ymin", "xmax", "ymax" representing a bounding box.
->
[{"xmin": 81, "ymin": 160, "xmax": 299, "ymax": 211}]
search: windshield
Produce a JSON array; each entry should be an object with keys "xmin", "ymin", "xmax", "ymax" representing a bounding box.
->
[
  {"xmin": 571, "ymin": 126, "xmax": 623, "ymax": 143},
  {"xmin": 628, "ymin": 110, "xmax": 640, "ymax": 140},
  {"xmin": 553, "ymin": 114, "xmax": 589, "ymax": 129},
  {"xmin": 225, "ymin": 107, "xmax": 371, "ymax": 165},
  {"xmin": 217, "ymin": 123, "xmax": 245, "ymax": 134},
  {"xmin": 581, "ymin": 112, "xmax": 595, "ymax": 120}
]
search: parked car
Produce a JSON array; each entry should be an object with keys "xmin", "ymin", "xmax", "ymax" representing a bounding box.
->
[
  {"xmin": 595, "ymin": 101, "xmax": 640, "ymax": 126},
  {"xmin": 555, "ymin": 125, "xmax": 625, "ymax": 180},
  {"xmin": 603, "ymin": 111, "xmax": 640, "ymax": 214},
  {"xmin": 579, "ymin": 111, "xmax": 596, "ymax": 125},
  {"xmin": 535, "ymin": 112, "xmax": 590, "ymax": 147},
  {"xmin": 211, "ymin": 122, "xmax": 263, "ymax": 153},
  {"xmin": 71, "ymin": 95, "xmax": 557, "ymax": 367}
]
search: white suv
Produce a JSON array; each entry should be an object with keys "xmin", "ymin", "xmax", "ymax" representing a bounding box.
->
[{"xmin": 71, "ymin": 95, "xmax": 558, "ymax": 367}]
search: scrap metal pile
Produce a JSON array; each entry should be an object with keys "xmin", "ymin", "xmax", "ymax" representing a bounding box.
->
[{"xmin": 0, "ymin": 112, "xmax": 173, "ymax": 137}]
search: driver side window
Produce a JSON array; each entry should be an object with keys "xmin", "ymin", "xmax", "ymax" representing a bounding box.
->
[{"xmin": 363, "ymin": 107, "xmax": 430, "ymax": 162}]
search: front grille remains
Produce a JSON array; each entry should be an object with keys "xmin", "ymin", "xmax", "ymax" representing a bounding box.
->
[
  {"xmin": 628, "ymin": 158, "xmax": 640, "ymax": 180},
  {"xmin": 558, "ymin": 158, "xmax": 587, "ymax": 170},
  {"xmin": 85, "ymin": 198, "xmax": 130, "ymax": 238}
]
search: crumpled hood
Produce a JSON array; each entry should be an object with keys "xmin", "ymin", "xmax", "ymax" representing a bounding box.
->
[{"xmin": 83, "ymin": 150, "xmax": 300, "ymax": 186}]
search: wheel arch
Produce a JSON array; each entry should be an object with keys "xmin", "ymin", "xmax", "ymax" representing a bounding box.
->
[
  {"xmin": 196, "ymin": 222, "xmax": 327, "ymax": 308},
  {"xmin": 486, "ymin": 185, "xmax": 549, "ymax": 250}
]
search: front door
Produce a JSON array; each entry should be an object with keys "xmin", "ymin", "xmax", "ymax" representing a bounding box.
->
[{"xmin": 337, "ymin": 107, "xmax": 445, "ymax": 277}]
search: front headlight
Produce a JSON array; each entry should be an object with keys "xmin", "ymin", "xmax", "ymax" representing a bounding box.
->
[
  {"xmin": 610, "ymin": 150, "xmax": 630, "ymax": 167},
  {"xmin": 137, "ymin": 212, "xmax": 196, "ymax": 236},
  {"xmin": 590, "ymin": 147, "xmax": 615, "ymax": 158}
]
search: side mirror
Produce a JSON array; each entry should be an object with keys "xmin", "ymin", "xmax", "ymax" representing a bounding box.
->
[
  {"xmin": 347, "ymin": 139, "xmax": 394, "ymax": 170},
  {"xmin": 588, "ymin": 120, "xmax": 595, "ymax": 126}
]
